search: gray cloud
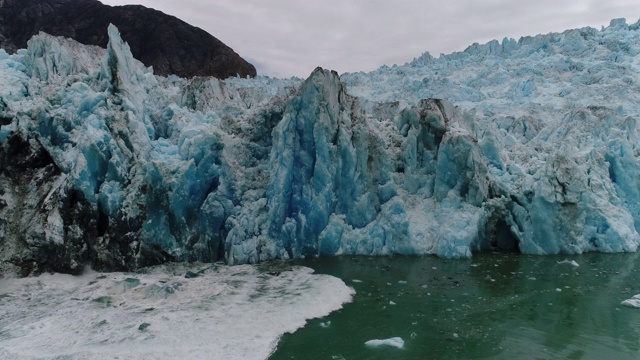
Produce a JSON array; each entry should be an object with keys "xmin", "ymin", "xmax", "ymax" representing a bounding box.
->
[{"xmin": 101, "ymin": 0, "xmax": 640, "ymax": 78}]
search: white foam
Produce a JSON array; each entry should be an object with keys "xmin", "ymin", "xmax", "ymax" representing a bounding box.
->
[
  {"xmin": 364, "ymin": 337, "xmax": 405, "ymax": 348},
  {"xmin": 0, "ymin": 264, "xmax": 354, "ymax": 360}
]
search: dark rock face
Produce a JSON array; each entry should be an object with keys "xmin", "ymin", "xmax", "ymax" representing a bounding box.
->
[
  {"xmin": 0, "ymin": 130, "xmax": 140, "ymax": 276},
  {"xmin": 0, "ymin": 0, "xmax": 256, "ymax": 79}
]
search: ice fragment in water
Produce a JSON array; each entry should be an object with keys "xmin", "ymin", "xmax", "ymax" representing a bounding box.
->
[
  {"xmin": 364, "ymin": 337, "xmax": 405, "ymax": 348},
  {"xmin": 621, "ymin": 294, "xmax": 640, "ymax": 308},
  {"xmin": 557, "ymin": 260, "xmax": 580, "ymax": 267}
]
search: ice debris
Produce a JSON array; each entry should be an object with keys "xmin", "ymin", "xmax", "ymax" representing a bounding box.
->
[
  {"xmin": 557, "ymin": 260, "xmax": 580, "ymax": 267},
  {"xmin": 621, "ymin": 294, "xmax": 640, "ymax": 308},
  {"xmin": 364, "ymin": 337, "xmax": 405, "ymax": 349},
  {"xmin": 0, "ymin": 264, "xmax": 354, "ymax": 360}
]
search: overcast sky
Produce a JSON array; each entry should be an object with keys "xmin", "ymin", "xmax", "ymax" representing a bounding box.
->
[{"xmin": 100, "ymin": 0, "xmax": 640, "ymax": 78}]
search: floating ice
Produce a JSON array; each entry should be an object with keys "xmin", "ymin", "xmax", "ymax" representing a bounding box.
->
[
  {"xmin": 557, "ymin": 260, "xmax": 580, "ymax": 267},
  {"xmin": 365, "ymin": 337, "xmax": 405, "ymax": 349},
  {"xmin": 621, "ymin": 294, "xmax": 640, "ymax": 308}
]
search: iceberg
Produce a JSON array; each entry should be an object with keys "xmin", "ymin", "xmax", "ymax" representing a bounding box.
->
[{"xmin": 2, "ymin": 19, "xmax": 640, "ymax": 274}]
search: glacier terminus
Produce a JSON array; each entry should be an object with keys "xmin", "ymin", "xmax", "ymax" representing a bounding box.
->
[{"xmin": 2, "ymin": 19, "xmax": 640, "ymax": 275}]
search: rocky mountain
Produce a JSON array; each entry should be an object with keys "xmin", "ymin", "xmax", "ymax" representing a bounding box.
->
[{"xmin": 0, "ymin": 0, "xmax": 256, "ymax": 78}]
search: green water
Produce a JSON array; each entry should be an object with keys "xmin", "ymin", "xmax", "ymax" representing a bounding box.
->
[{"xmin": 270, "ymin": 252, "xmax": 640, "ymax": 360}]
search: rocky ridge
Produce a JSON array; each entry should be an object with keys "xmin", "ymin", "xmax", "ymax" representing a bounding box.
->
[{"xmin": 0, "ymin": 0, "xmax": 256, "ymax": 79}]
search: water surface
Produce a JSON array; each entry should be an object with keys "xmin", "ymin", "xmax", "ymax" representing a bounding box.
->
[
  {"xmin": 0, "ymin": 263, "xmax": 353, "ymax": 360},
  {"xmin": 271, "ymin": 252, "xmax": 640, "ymax": 359}
]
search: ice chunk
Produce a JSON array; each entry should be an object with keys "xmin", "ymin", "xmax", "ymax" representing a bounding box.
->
[
  {"xmin": 365, "ymin": 337, "xmax": 405, "ymax": 348},
  {"xmin": 621, "ymin": 294, "xmax": 640, "ymax": 308},
  {"xmin": 108, "ymin": 277, "xmax": 141, "ymax": 295},
  {"xmin": 557, "ymin": 260, "xmax": 580, "ymax": 267}
]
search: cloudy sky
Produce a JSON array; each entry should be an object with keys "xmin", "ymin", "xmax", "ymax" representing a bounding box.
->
[{"xmin": 100, "ymin": 0, "xmax": 640, "ymax": 78}]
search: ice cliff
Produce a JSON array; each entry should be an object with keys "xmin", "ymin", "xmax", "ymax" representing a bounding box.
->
[{"xmin": 2, "ymin": 20, "xmax": 640, "ymax": 274}]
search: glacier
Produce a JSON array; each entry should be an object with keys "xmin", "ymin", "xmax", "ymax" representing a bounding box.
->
[{"xmin": 2, "ymin": 19, "xmax": 640, "ymax": 274}]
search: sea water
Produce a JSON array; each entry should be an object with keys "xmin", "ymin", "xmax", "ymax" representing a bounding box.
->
[
  {"xmin": 1, "ymin": 253, "xmax": 639, "ymax": 359},
  {"xmin": 271, "ymin": 253, "xmax": 640, "ymax": 360}
]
